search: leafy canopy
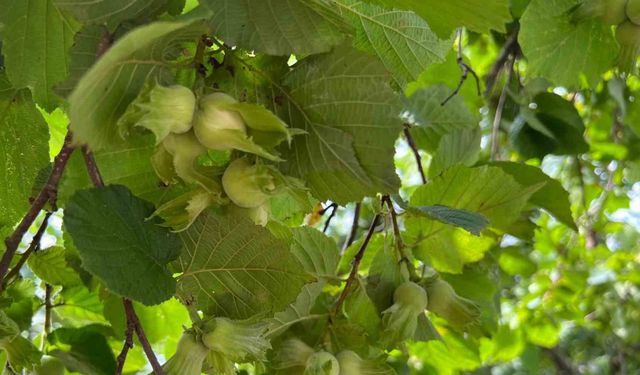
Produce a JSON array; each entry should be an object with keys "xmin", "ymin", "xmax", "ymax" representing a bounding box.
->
[{"xmin": 1, "ymin": 0, "xmax": 639, "ymax": 374}]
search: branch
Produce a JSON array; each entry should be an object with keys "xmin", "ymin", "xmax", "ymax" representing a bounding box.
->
[
  {"xmin": 123, "ymin": 299, "xmax": 165, "ymax": 375},
  {"xmin": 115, "ymin": 306, "xmax": 136, "ymax": 375},
  {"xmin": 382, "ymin": 196, "xmax": 419, "ymax": 281},
  {"xmin": 485, "ymin": 28, "xmax": 520, "ymax": 96},
  {"xmin": 543, "ymin": 347, "xmax": 576, "ymax": 375},
  {"xmin": 490, "ymin": 55, "xmax": 515, "ymax": 160},
  {"xmin": 81, "ymin": 145, "xmax": 105, "ymax": 187},
  {"xmin": 0, "ymin": 132, "xmax": 75, "ymax": 285},
  {"xmin": 342, "ymin": 203, "xmax": 361, "ymax": 251},
  {"xmin": 2, "ymin": 212, "xmax": 53, "ymax": 290},
  {"xmin": 321, "ymin": 203, "xmax": 338, "ymax": 233},
  {"xmin": 332, "ymin": 214, "xmax": 380, "ymax": 317},
  {"xmin": 441, "ymin": 28, "xmax": 481, "ymax": 106},
  {"xmin": 403, "ymin": 125, "xmax": 427, "ymax": 184}
]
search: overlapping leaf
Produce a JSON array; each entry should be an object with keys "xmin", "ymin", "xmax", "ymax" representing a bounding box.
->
[
  {"xmin": 334, "ymin": 0, "xmax": 451, "ymax": 87},
  {"xmin": 520, "ymin": 0, "xmax": 617, "ymax": 87},
  {"xmin": 281, "ymin": 45, "xmax": 403, "ymax": 203},
  {"xmin": 0, "ymin": 0, "xmax": 80, "ymax": 110},
  {"xmin": 53, "ymin": 0, "xmax": 175, "ymax": 28},
  {"xmin": 407, "ymin": 165, "xmax": 543, "ymax": 273},
  {"xmin": 175, "ymin": 211, "xmax": 311, "ymax": 319},
  {"xmin": 268, "ymin": 227, "xmax": 339, "ymax": 335},
  {"xmin": 59, "ymin": 134, "xmax": 173, "ymax": 206},
  {"xmin": 365, "ymin": 0, "xmax": 511, "ymax": 38},
  {"xmin": 202, "ymin": 0, "xmax": 348, "ymax": 55},
  {"xmin": 405, "ymin": 84, "xmax": 479, "ymax": 152}
]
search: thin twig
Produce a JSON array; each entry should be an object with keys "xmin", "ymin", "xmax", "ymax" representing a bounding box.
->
[
  {"xmin": 0, "ymin": 133, "xmax": 75, "ymax": 285},
  {"xmin": 42, "ymin": 283, "xmax": 53, "ymax": 351},
  {"xmin": 123, "ymin": 299, "xmax": 165, "ymax": 374},
  {"xmin": 441, "ymin": 28, "xmax": 481, "ymax": 106},
  {"xmin": 321, "ymin": 203, "xmax": 338, "ymax": 233},
  {"xmin": 81, "ymin": 146, "xmax": 105, "ymax": 187},
  {"xmin": 332, "ymin": 214, "xmax": 380, "ymax": 317},
  {"xmin": 115, "ymin": 310, "xmax": 136, "ymax": 375},
  {"xmin": 403, "ymin": 125, "xmax": 427, "ymax": 184},
  {"xmin": 342, "ymin": 203, "xmax": 361, "ymax": 251},
  {"xmin": 382, "ymin": 196, "xmax": 419, "ymax": 281},
  {"xmin": 2, "ymin": 212, "xmax": 53, "ymax": 289},
  {"xmin": 490, "ymin": 55, "xmax": 515, "ymax": 160},
  {"xmin": 543, "ymin": 347, "xmax": 576, "ymax": 375}
]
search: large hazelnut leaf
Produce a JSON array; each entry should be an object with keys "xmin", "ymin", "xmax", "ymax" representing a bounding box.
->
[
  {"xmin": 64, "ymin": 185, "xmax": 181, "ymax": 305},
  {"xmin": 175, "ymin": 211, "xmax": 312, "ymax": 319}
]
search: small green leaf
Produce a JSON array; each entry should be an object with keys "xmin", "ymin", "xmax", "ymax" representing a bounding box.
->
[
  {"xmin": 413, "ymin": 205, "xmax": 489, "ymax": 236},
  {"xmin": 405, "ymin": 85, "xmax": 478, "ymax": 152},
  {"xmin": 512, "ymin": 93, "xmax": 588, "ymax": 158},
  {"xmin": 27, "ymin": 247, "xmax": 82, "ymax": 286},
  {"xmin": 429, "ymin": 127, "xmax": 481, "ymax": 178},
  {"xmin": 489, "ymin": 161, "xmax": 576, "ymax": 230},
  {"xmin": 48, "ymin": 326, "xmax": 116, "ymax": 375},
  {"xmin": 64, "ymin": 185, "xmax": 181, "ymax": 305}
]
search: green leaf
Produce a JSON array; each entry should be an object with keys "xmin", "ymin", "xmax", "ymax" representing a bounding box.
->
[
  {"xmin": 407, "ymin": 165, "xmax": 543, "ymax": 273},
  {"xmin": 64, "ymin": 185, "xmax": 181, "ymax": 305},
  {"xmin": 54, "ymin": 286, "xmax": 109, "ymax": 326},
  {"xmin": 68, "ymin": 19, "xmax": 207, "ymax": 151},
  {"xmin": 53, "ymin": 0, "xmax": 172, "ymax": 28},
  {"xmin": 48, "ymin": 326, "xmax": 116, "ymax": 375},
  {"xmin": 290, "ymin": 227, "xmax": 340, "ymax": 278},
  {"xmin": 488, "ymin": 161, "xmax": 576, "ymax": 230},
  {"xmin": 175, "ymin": 211, "xmax": 311, "ymax": 319},
  {"xmin": 59, "ymin": 133, "xmax": 173, "ymax": 207},
  {"xmin": 27, "ymin": 247, "xmax": 82, "ymax": 286},
  {"xmin": 281, "ymin": 45, "xmax": 403, "ymax": 203},
  {"xmin": 0, "ymin": 335, "xmax": 42, "ymax": 372},
  {"xmin": 342, "ymin": 279, "xmax": 381, "ymax": 337},
  {"xmin": 0, "ymin": 311, "xmax": 19, "ymax": 340},
  {"xmin": 334, "ymin": 0, "xmax": 451, "ymax": 88},
  {"xmin": 429, "ymin": 127, "xmax": 481, "ymax": 178},
  {"xmin": 511, "ymin": 93, "xmax": 588, "ymax": 158},
  {"xmin": 413, "ymin": 205, "xmax": 489, "ymax": 236},
  {"xmin": 55, "ymin": 25, "xmax": 105, "ymax": 98},
  {"xmin": 405, "ymin": 84, "xmax": 478, "ymax": 152},
  {"xmin": 268, "ymin": 282, "xmax": 325, "ymax": 337},
  {"xmin": 0, "ymin": 74, "xmax": 50, "ymax": 229},
  {"xmin": 519, "ymin": 0, "xmax": 617, "ymax": 87},
  {"xmin": 202, "ymin": 0, "xmax": 348, "ymax": 55},
  {"xmin": 3, "ymin": 280, "xmax": 36, "ymax": 332},
  {"xmin": 0, "ymin": 0, "xmax": 79, "ymax": 110},
  {"xmin": 366, "ymin": 0, "xmax": 511, "ymax": 38},
  {"xmin": 266, "ymin": 228, "xmax": 338, "ymax": 336}
]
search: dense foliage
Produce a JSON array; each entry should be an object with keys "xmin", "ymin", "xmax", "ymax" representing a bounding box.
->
[{"xmin": 1, "ymin": 0, "xmax": 639, "ymax": 374}]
